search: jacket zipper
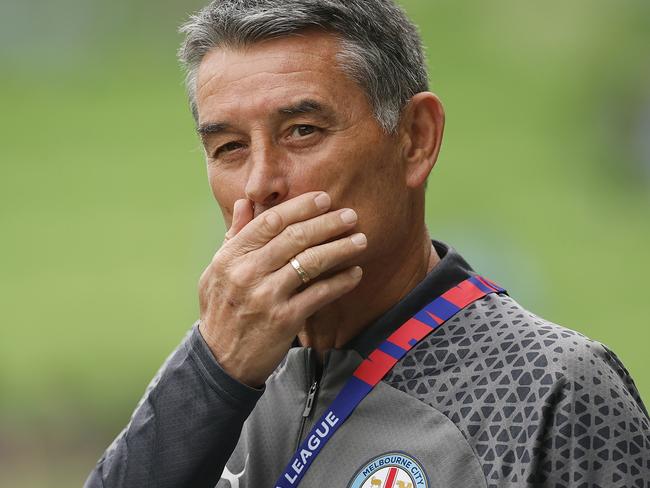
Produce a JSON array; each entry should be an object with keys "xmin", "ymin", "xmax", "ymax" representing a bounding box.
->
[{"xmin": 295, "ymin": 349, "xmax": 322, "ymax": 451}]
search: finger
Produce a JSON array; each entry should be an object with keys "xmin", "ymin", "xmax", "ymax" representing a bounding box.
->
[
  {"xmin": 275, "ymin": 232, "xmax": 367, "ymax": 293},
  {"xmin": 286, "ymin": 266, "xmax": 363, "ymax": 321},
  {"xmin": 255, "ymin": 208, "xmax": 359, "ymax": 272},
  {"xmin": 225, "ymin": 199, "xmax": 253, "ymax": 241},
  {"xmin": 229, "ymin": 191, "xmax": 332, "ymax": 254}
]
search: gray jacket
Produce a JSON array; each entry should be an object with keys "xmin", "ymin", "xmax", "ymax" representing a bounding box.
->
[{"xmin": 85, "ymin": 240, "xmax": 650, "ymax": 487}]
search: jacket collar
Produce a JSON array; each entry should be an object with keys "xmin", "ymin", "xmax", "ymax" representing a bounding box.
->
[{"xmin": 291, "ymin": 239, "xmax": 477, "ymax": 358}]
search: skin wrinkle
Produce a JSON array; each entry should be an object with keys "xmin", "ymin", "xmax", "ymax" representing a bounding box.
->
[
  {"xmin": 194, "ymin": 31, "xmax": 369, "ymax": 127},
  {"xmin": 201, "ymin": 91, "xmax": 356, "ymax": 172},
  {"xmin": 196, "ymin": 44, "xmax": 337, "ymax": 97},
  {"xmin": 199, "ymin": 82, "xmax": 353, "ymax": 128},
  {"xmin": 199, "ymin": 100, "xmax": 340, "ymax": 152},
  {"xmin": 198, "ymin": 93, "xmax": 351, "ymax": 148}
]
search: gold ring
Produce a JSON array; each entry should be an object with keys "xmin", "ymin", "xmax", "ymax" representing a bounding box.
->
[{"xmin": 290, "ymin": 257, "xmax": 311, "ymax": 284}]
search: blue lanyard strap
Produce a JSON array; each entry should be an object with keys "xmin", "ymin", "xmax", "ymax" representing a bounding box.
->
[{"xmin": 274, "ymin": 275, "xmax": 507, "ymax": 488}]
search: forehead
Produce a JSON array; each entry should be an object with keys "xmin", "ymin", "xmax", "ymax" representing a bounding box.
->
[{"xmin": 195, "ymin": 31, "xmax": 368, "ymax": 124}]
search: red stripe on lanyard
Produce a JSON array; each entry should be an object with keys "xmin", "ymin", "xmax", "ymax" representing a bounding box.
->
[
  {"xmin": 353, "ymin": 348, "xmax": 398, "ymax": 386},
  {"xmin": 442, "ymin": 279, "xmax": 487, "ymax": 308},
  {"xmin": 425, "ymin": 310, "xmax": 444, "ymax": 325},
  {"xmin": 386, "ymin": 317, "xmax": 432, "ymax": 351}
]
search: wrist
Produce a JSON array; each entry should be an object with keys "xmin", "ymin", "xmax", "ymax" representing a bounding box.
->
[{"xmin": 197, "ymin": 320, "xmax": 265, "ymax": 388}]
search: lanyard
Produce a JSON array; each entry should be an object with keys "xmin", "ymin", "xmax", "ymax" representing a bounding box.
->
[{"xmin": 274, "ymin": 275, "xmax": 507, "ymax": 487}]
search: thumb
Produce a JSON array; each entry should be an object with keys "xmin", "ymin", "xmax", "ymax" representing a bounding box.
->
[{"xmin": 225, "ymin": 199, "xmax": 253, "ymax": 241}]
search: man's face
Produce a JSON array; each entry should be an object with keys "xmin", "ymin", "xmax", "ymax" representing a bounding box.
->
[{"xmin": 195, "ymin": 30, "xmax": 411, "ymax": 266}]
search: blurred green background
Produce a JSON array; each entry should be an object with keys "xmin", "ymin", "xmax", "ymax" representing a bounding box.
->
[{"xmin": 1, "ymin": 0, "xmax": 649, "ymax": 486}]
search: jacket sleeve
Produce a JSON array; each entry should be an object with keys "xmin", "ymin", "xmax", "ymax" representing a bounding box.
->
[
  {"xmin": 531, "ymin": 341, "xmax": 650, "ymax": 487},
  {"xmin": 84, "ymin": 320, "xmax": 265, "ymax": 488}
]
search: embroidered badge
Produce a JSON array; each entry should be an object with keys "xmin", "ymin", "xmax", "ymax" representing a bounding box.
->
[{"xmin": 347, "ymin": 452, "xmax": 428, "ymax": 488}]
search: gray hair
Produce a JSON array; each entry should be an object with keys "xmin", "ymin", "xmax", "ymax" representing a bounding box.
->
[{"xmin": 177, "ymin": 0, "xmax": 429, "ymax": 133}]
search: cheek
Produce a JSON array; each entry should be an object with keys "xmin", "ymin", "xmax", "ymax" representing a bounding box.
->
[
  {"xmin": 299, "ymin": 136, "xmax": 400, "ymax": 210},
  {"xmin": 280, "ymin": 148, "xmax": 349, "ymax": 199},
  {"xmin": 207, "ymin": 167, "xmax": 241, "ymax": 222}
]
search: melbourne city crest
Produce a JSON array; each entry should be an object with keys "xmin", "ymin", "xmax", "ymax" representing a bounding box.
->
[{"xmin": 347, "ymin": 452, "xmax": 429, "ymax": 488}]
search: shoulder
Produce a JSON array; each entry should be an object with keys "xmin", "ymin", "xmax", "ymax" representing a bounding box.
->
[
  {"xmin": 384, "ymin": 292, "xmax": 650, "ymax": 486},
  {"xmin": 387, "ymin": 292, "xmax": 644, "ymax": 406}
]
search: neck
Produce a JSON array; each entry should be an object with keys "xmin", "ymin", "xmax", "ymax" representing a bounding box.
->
[{"xmin": 297, "ymin": 229, "xmax": 440, "ymax": 361}]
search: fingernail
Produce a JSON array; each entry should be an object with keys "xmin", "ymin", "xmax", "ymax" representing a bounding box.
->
[
  {"xmin": 350, "ymin": 266, "xmax": 363, "ymax": 278},
  {"xmin": 351, "ymin": 233, "xmax": 367, "ymax": 246},
  {"xmin": 340, "ymin": 209, "xmax": 358, "ymax": 224},
  {"xmin": 234, "ymin": 199, "xmax": 249, "ymax": 220},
  {"xmin": 314, "ymin": 192, "xmax": 331, "ymax": 210}
]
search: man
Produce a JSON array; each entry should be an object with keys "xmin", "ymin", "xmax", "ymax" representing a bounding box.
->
[{"xmin": 85, "ymin": 1, "xmax": 650, "ymax": 487}]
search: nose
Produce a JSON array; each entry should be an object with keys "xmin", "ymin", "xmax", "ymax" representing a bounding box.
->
[{"xmin": 244, "ymin": 139, "xmax": 289, "ymax": 214}]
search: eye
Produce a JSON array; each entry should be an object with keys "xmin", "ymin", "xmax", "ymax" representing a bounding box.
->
[
  {"xmin": 291, "ymin": 125, "xmax": 317, "ymax": 138},
  {"xmin": 215, "ymin": 141, "xmax": 244, "ymax": 157}
]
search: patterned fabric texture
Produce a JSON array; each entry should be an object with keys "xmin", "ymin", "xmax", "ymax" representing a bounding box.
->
[{"xmin": 385, "ymin": 292, "xmax": 650, "ymax": 488}]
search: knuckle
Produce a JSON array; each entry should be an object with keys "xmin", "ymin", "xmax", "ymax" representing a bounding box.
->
[
  {"xmin": 284, "ymin": 223, "xmax": 308, "ymax": 247},
  {"xmin": 313, "ymin": 282, "xmax": 332, "ymax": 302},
  {"xmin": 209, "ymin": 250, "xmax": 230, "ymax": 273},
  {"xmin": 250, "ymin": 283, "xmax": 272, "ymax": 304},
  {"xmin": 227, "ymin": 262, "xmax": 257, "ymax": 288},
  {"xmin": 262, "ymin": 210, "xmax": 283, "ymax": 235}
]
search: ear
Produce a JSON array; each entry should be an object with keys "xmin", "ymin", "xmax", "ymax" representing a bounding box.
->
[{"xmin": 399, "ymin": 92, "xmax": 445, "ymax": 188}]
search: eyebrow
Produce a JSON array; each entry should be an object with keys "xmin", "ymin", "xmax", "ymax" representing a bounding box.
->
[
  {"xmin": 278, "ymin": 99, "xmax": 337, "ymax": 124},
  {"xmin": 196, "ymin": 99, "xmax": 335, "ymax": 136},
  {"xmin": 197, "ymin": 122, "xmax": 232, "ymax": 136},
  {"xmin": 278, "ymin": 99, "xmax": 326, "ymax": 116}
]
